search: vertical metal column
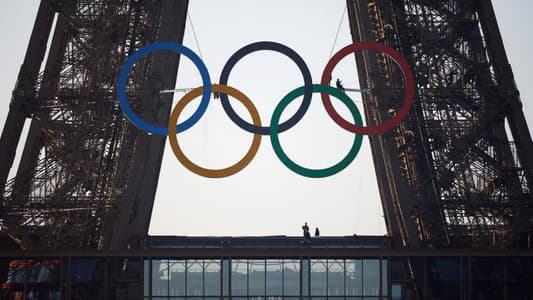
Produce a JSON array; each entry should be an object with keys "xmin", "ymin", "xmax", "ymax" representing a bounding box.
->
[
  {"xmin": 0, "ymin": 0, "xmax": 189, "ymax": 250},
  {"xmin": 346, "ymin": 0, "xmax": 533, "ymax": 249}
]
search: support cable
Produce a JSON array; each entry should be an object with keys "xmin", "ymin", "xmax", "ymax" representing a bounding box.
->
[
  {"xmin": 187, "ymin": 10, "xmax": 209, "ymax": 164},
  {"xmin": 187, "ymin": 11, "xmax": 203, "ymax": 60},
  {"xmin": 328, "ymin": 4, "xmax": 347, "ymax": 59}
]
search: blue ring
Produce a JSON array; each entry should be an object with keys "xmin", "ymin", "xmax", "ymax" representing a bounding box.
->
[
  {"xmin": 219, "ymin": 41, "xmax": 313, "ymax": 135},
  {"xmin": 117, "ymin": 41, "xmax": 211, "ymax": 135}
]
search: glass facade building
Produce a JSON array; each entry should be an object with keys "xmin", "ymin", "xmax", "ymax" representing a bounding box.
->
[
  {"xmin": 1, "ymin": 236, "xmax": 532, "ymax": 299},
  {"xmin": 146, "ymin": 258, "xmax": 389, "ymax": 299}
]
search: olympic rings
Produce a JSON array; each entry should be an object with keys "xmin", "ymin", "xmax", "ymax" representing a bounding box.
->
[
  {"xmin": 321, "ymin": 41, "xmax": 415, "ymax": 135},
  {"xmin": 168, "ymin": 84, "xmax": 262, "ymax": 178},
  {"xmin": 117, "ymin": 40, "xmax": 416, "ymax": 178},
  {"xmin": 117, "ymin": 41, "xmax": 211, "ymax": 135},
  {"xmin": 270, "ymin": 84, "xmax": 363, "ymax": 178},
  {"xmin": 219, "ymin": 41, "xmax": 313, "ymax": 135}
]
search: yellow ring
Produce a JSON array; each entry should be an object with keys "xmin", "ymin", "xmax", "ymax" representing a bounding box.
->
[{"xmin": 168, "ymin": 84, "xmax": 262, "ymax": 178}]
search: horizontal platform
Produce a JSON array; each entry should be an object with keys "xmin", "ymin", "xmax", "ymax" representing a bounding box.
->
[
  {"xmin": 0, "ymin": 248, "xmax": 531, "ymax": 259},
  {"xmin": 144, "ymin": 235, "xmax": 391, "ymax": 249}
]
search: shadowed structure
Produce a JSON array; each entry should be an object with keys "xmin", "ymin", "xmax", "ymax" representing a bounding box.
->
[
  {"xmin": 347, "ymin": 0, "xmax": 533, "ymax": 298},
  {"xmin": 0, "ymin": 0, "xmax": 532, "ymax": 299},
  {"xmin": 0, "ymin": 0, "xmax": 189, "ymax": 250}
]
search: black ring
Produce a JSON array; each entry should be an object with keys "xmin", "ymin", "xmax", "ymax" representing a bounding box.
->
[{"xmin": 219, "ymin": 41, "xmax": 313, "ymax": 135}]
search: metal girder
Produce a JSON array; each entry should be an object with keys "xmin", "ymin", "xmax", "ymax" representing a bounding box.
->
[
  {"xmin": 0, "ymin": 0, "xmax": 189, "ymax": 250},
  {"xmin": 346, "ymin": 0, "xmax": 533, "ymax": 250}
]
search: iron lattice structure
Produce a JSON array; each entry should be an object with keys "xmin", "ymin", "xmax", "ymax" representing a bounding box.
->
[
  {"xmin": 347, "ymin": 0, "xmax": 533, "ymax": 249},
  {"xmin": 0, "ymin": 0, "xmax": 530, "ymax": 254},
  {"xmin": 0, "ymin": 0, "xmax": 188, "ymax": 249}
]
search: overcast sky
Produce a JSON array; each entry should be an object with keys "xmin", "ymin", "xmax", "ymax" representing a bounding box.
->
[{"xmin": 0, "ymin": 1, "xmax": 532, "ymax": 237}]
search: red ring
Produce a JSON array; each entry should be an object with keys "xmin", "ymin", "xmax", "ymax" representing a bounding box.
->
[{"xmin": 320, "ymin": 41, "xmax": 415, "ymax": 135}]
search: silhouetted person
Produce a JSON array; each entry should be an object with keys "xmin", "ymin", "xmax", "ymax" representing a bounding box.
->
[
  {"xmin": 315, "ymin": 227, "xmax": 320, "ymax": 237},
  {"xmin": 336, "ymin": 78, "xmax": 345, "ymax": 93},
  {"xmin": 302, "ymin": 222, "xmax": 310, "ymax": 241}
]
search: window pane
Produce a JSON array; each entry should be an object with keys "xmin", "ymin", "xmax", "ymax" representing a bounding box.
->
[
  {"xmin": 390, "ymin": 257, "xmax": 419, "ymax": 298},
  {"xmin": 204, "ymin": 260, "xmax": 221, "ymax": 296},
  {"xmin": 144, "ymin": 260, "xmax": 149, "ymax": 297},
  {"xmin": 222, "ymin": 259, "xmax": 230, "ymax": 296},
  {"xmin": 249, "ymin": 260, "xmax": 265, "ymax": 296},
  {"xmin": 169, "ymin": 260, "xmax": 185, "ymax": 296},
  {"xmin": 152, "ymin": 259, "xmax": 168, "ymax": 296},
  {"xmin": 70, "ymin": 258, "xmax": 103, "ymax": 298},
  {"xmin": 311, "ymin": 259, "xmax": 327, "ymax": 296},
  {"xmin": 187, "ymin": 259, "xmax": 203, "ymax": 296},
  {"xmin": 302, "ymin": 259, "xmax": 309, "ymax": 296},
  {"xmin": 470, "ymin": 257, "xmax": 504, "ymax": 300},
  {"xmin": 346, "ymin": 259, "xmax": 362, "ymax": 296},
  {"xmin": 328, "ymin": 259, "xmax": 344, "ymax": 296},
  {"xmin": 283, "ymin": 260, "xmax": 300, "ymax": 296},
  {"xmin": 362, "ymin": 259, "xmax": 380, "ymax": 296},
  {"xmin": 506, "ymin": 258, "xmax": 533, "ymax": 300},
  {"xmin": 113, "ymin": 257, "xmax": 141, "ymax": 298},
  {"xmin": 266, "ymin": 259, "xmax": 282, "ymax": 296},
  {"xmin": 392, "ymin": 283, "xmax": 402, "ymax": 300},
  {"xmin": 232, "ymin": 259, "xmax": 248, "ymax": 296},
  {"xmin": 11, "ymin": 258, "xmax": 62, "ymax": 300},
  {"xmin": 428, "ymin": 257, "xmax": 461, "ymax": 300},
  {"xmin": 381, "ymin": 259, "xmax": 388, "ymax": 296}
]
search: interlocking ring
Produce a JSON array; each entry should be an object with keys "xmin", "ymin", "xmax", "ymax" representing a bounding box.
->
[
  {"xmin": 168, "ymin": 84, "xmax": 262, "ymax": 178},
  {"xmin": 117, "ymin": 41, "xmax": 211, "ymax": 135},
  {"xmin": 270, "ymin": 84, "xmax": 363, "ymax": 178},
  {"xmin": 321, "ymin": 41, "xmax": 415, "ymax": 135},
  {"xmin": 117, "ymin": 40, "xmax": 415, "ymax": 178},
  {"xmin": 219, "ymin": 41, "xmax": 313, "ymax": 135}
]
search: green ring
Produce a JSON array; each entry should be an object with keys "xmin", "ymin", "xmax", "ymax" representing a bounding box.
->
[{"xmin": 270, "ymin": 84, "xmax": 363, "ymax": 178}]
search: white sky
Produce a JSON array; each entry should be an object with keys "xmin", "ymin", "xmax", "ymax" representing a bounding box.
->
[{"xmin": 0, "ymin": 1, "xmax": 532, "ymax": 237}]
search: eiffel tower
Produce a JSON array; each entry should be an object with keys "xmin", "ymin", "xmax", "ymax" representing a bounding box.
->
[{"xmin": 0, "ymin": 1, "xmax": 531, "ymax": 299}]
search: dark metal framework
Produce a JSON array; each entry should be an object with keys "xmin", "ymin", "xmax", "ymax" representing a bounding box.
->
[
  {"xmin": 0, "ymin": 248, "xmax": 532, "ymax": 300},
  {"xmin": 347, "ymin": 0, "xmax": 533, "ymax": 249},
  {"xmin": 0, "ymin": 0, "xmax": 189, "ymax": 250},
  {"xmin": 0, "ymin": 1, "xmax": 533, "ymax": 298},
  {"xmin": 0, "ymin": 0, "xmax": 530, "ymax": 268}
]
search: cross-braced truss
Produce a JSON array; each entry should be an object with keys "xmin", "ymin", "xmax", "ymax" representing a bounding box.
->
[
  {"xmin": 0, "ymin": 0, "xmax": 188, "ymax": 249},
  {"xmin": 348, "ymin": 0, "xmax": 533, "ymax": 249}
]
